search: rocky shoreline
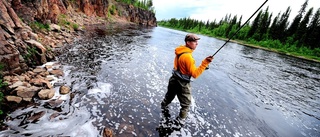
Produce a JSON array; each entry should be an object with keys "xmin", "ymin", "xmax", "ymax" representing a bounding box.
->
[
  {"xmin": 1, "ymin": 16, "xmax": 140, "ymax": 137},
  {"xmin": 0, "ymin": 1, "xmax": 154, "ymax": 135},
  {"xmin": 3, "ymin": 12, "xmax": 129, "ymax": 102}
]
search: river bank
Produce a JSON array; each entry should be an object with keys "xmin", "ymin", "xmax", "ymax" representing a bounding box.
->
[
  {"xmin": 0, "ymin": 13, "xmax": 137, "ymax": 126},
  {"xmin": 216, "ymin": 37, "xmax": 320, "ymax": 63},
  {"xmin": 0, "ymin": 1, "xmax": 154, "ymax": 135},
  {"xmin": 157, "ymin": 25, "xmax": 320, "ymax": 63}
]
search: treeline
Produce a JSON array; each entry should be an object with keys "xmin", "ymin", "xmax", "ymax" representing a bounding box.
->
[
  {"xmin": 157, "ymin": 0, "xmax": 320, "ymax": 60},
  {"xmin": 116, "ymin": 0, "xmax": 154, "ymax": 12}
]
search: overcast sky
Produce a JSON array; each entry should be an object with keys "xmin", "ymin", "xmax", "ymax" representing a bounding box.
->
[{"xmin": 153, "ymin": 0, "xmax": 320, "ymax": 23}]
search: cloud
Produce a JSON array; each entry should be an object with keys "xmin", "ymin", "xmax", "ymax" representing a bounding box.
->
[
  {"xmin": 153, "ymin": 0, "xmax": 264, "ymax": 21},
  {"xmin": 153, "ymin": 0, "xmax": 320, "ymax": 22}
]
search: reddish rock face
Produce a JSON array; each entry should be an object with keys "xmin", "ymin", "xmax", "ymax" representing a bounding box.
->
[
  {"xmin": 0, "ymin": 0, "xmax": 157, "ymax": 74},
  {"xmin": 80, "ymin": 0, "xmax": 108, "ymax": 16}
]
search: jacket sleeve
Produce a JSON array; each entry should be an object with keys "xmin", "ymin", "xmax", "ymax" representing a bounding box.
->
[{"xmin": 179, "ymin": 54, "xmax": 210, "ymax": 78}]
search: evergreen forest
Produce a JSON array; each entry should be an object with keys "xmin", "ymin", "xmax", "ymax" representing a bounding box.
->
[{"xmin": 157, "ymin": 0, "xmax": 320, "ymax": 61}]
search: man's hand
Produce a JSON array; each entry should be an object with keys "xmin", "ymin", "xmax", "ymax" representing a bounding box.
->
[{"xmin": 205, "ymin": 56, "xmax": 214, "ymax": 62}]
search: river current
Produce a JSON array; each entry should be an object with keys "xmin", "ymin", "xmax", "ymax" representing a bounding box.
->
[{"xmin": 0, "ymin": 27, "xmax": 319, "ymax": 137}]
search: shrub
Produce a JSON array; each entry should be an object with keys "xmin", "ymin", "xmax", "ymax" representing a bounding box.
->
[
  {"xmin": 0, "ymin": 63, "xmax": 7, "ymax": 115},
  {"xmin": 109, "ymin": 5, "xmax": 117, "ymax": 15},
  {"xmin": 29, "ymin": 21, "xmax": 50, "ymax": 32},
  {"xmin": 72, "ymin": 23, "xmax": 79, "ymax": 30}
]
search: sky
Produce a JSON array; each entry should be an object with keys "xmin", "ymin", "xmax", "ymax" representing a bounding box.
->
[{"xmin": 152, "ymin": 0, "xmax": 320, "ymax": 23}]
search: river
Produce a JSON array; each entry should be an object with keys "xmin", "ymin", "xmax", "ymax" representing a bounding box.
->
[{"xmin": 0, "ymin": 26, "xmax": 319, "ymax": 137}]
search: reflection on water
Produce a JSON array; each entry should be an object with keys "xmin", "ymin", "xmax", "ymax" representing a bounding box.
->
[{"xmin": 0, "ymin": 27, "xmax": 319, "ymax": 137}]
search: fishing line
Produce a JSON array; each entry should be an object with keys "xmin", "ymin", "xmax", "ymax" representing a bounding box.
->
[{"xmin": 212, "ymin": 0, "xmax": 269, "ymax": 56}]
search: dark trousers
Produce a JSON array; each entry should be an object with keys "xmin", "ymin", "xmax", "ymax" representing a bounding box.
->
[{"xmin": 161, "ymin": 75, "xmax": 191, "ymax": 119}]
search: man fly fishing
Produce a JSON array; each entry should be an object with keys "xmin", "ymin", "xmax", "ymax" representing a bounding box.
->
[
  {"xmin": 160, "ymin": 33, "xmax": 213, "ymax": 128},
  {"xmin": 159, "ymin": 0, "xmax": 269, "ymax": 130}
]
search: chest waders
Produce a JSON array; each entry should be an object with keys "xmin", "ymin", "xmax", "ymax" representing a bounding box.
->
[{"xmin": 172, "ymin": 52, "xmax": 191, "ymax": 82}]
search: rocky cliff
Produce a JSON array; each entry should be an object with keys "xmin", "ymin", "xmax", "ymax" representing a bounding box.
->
[
  {"xmin": 0, "ymin": 0, "xmax": 156, "ymax": 118},
  {"xmin": 0, "ymin": 0, "xmax": 157, "ymax": 75}
]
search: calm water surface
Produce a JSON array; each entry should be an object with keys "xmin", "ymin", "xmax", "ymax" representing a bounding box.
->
[{"xmin": 1, "ymin": 27, "xmax": 319, "ymax": 137}]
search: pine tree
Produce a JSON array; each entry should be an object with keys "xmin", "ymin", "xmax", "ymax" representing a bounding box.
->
[
  {"xmin": 269, "ymin": 12, "xmax": 280, "ymax": 40},
  {"xmin": 258, "ymin": 7, "xmax": 272, "ymax": 40},
  {"xmin": 297, "ymin": 7, "xmax": 313, "ymax": 46},
  {"xmin": 237, "ymin": 15, "xmax": 242, "ymax": 29},
  {"xmin": 226, "ymin": 15, "xmax": 238, "ymax": 38},
  {"xmin": 278, "ymin": 7, "xmax": 291, "ymax": 42},
  {"xmin": 286, "ymin": 0, "xmax": 308, "ymax": 37},
  {"xmin": 247, "ymin": 10, "xmax": 262, "ymax": 39},
  {"xmin": 306, "ymin": 8, "xmax": 320, "ymax": 49}
]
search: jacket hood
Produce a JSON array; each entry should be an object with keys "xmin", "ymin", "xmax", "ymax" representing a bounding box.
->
[{"xmin": 175, "ymin": 45, "xmax": 193, "ymax": 55}]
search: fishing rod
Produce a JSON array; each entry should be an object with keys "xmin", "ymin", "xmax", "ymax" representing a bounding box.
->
[{"xmin": 212, "ymin": 0, "xmax": 268, "ymax": 56}]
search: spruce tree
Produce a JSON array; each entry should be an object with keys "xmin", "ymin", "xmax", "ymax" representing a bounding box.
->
[
  {"xmin": 297, "ymin": 7, "xmax": 313, "ymax": 46},
  {"xmin": 306, "ymin": 8, "xmax": 320, "ymax": 49},
  {"xmin": 269, "ymin": 12, "xmax": 280, "ymax": 40},
  {"xmin": 286, "ymin": 0, "xmax": 308, "ymax": 37},
  {"xmin": 278, "ymin": 7, "xmax": 291, "ymax": 42},
  {"xmin": 247, "ymin": 10, "xmax": 262, "ymax": 39},
  {"xmin": 258, "ymin": 7, "xmax": 272, "ymax": 40}
]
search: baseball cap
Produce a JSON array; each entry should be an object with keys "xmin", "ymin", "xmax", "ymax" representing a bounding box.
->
[{"xmin": 185, "ymin": 34, "xmax": 200, "ymax": 42}]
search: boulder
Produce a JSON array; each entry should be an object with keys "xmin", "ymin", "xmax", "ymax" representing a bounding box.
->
[
  {"xmin": 38, "ymin": 89, "xmax": 55, "ymax": 100},
  {"xmin": 5, "ymin": 96, "xmax": 22, "ymax": 103},
  {"xmin": 59, "ymin": 85, "xmax": 70, "ymax": 94},
  {"xmin": 16, "ymin": 86, "xmax": 40, "ymax": 99}
]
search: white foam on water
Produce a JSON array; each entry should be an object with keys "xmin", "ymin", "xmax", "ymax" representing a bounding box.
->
[
  {"xmin": 169, "ymin": 128, "xmax": 192, "ymax": 137},
  {"xmin": 41, "ymin": 61, "xmax": 58, "ymax": 69},
  {"xmin": 5, "ymin": 106, "xmax": 97, "ymax": 136},
  {"xmin": 66, "ymin": 119, "xmax": 99, "ymax": 137},
  {"xmin": 88, "ymin": 82, "xmax": 112, "ymax": 95},
  {"xmin": 85, "ymin": 82, "xmax": 113, "ymax": 105}
]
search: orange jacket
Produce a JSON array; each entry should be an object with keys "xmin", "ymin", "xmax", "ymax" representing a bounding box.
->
[{"xmin": 173, "ymin": 45, "xmax": 210, "ymax": 79}]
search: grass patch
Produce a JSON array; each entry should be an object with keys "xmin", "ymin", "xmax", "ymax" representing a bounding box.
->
[
  {"xmin": 29, "ymin": 21, "xmax": 50, "ymax": 32},
  {"xmin": 58, "ymin": 14, "xmax": 80, "ymax": 31}
]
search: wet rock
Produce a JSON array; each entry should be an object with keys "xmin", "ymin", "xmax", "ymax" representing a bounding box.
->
[
  {"xmin": 45, "ymin": 65, "xmax": 52, "ymax": 70},
  {"xmin": 3, "ymin": 76, "xmax": 12, "ymax": 83},
  {"xmin": 59, "ymin": 85, "xmax": 70, "ymax": 94},
  {"xmin": 29, "ymin": 78, "xmax": 52, "ymax": 89},
  {"xmin": 49, "ymin": 69, "xmax": 64, "ymax": 77},
  {"xmin": 27, "ymin": 111, "xmax": 46, "ymax": 123},
  {"xmin": 103, "ymin": 127, "xmax": 113, "ymax": 137},
  {"xmin": 23, "ymin": 97, "xmax": 32, "ymax": 102},
  {"xmin": 45, "ymin": 76, "xmax": 54, "ymax": 81},
  {"xmin": 33, "ymin": 67, "xmax": 46, "ymax": 73},
  {"xmin": 49, "ymin": 112, "xmax": 60, "ymax": 120},
  {"xmin": 9, "ymin": 81, "xmax": 24, "ymax": 89},
  {"xmin": 53, "ymin": 82, "xmax": 65, "ymax": 87},
  {"xmin": 38, "ymin": 89, "xmax": 55, "ymax": 100},
  {"xmin": 45, "ymin": 99, "xmax": 64, "ymax": 108},
  {"xmin": 16, "ymin": 86, "xmax": 39, "ymax": 99},
  {"xmin": 5, "ymin": 96, "xmax": 22, "ymax": 104},
  {"xmin": 11, "ymin": 76, "xmax": 21, "ymax": 83},
  {"xmin": 39, "ymin": 71, "xmax": 50, "ymax": 77}
]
